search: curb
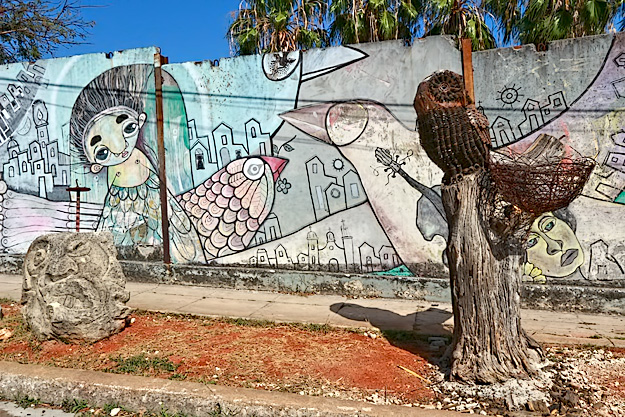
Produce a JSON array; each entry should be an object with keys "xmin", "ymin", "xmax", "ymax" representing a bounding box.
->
[{"xmin": 0, "ymin": 361, "xmax": 461, "ymax": 417}]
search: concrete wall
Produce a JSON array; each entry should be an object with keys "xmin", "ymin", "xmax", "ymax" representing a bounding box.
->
[
  {"xmin": 0, "ymin": 33, "xmax": 623, "ymax": 293},
  {"xmin": 474, "ymin": 33, "xmax": 625, "ymax": 284}
]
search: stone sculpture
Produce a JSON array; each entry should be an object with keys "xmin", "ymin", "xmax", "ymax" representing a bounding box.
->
[{"xmin": 22, "ymin": 232, "xmax": 131, "ymax": 343}]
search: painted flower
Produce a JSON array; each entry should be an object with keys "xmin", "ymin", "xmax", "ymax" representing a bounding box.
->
[{"xmin": 276, "ymin": 178, "xmax": 291, "ymax": 194}]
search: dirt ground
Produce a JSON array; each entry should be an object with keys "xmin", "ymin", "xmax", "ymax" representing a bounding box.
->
[
  {"xmin": 1, "ymin": 300, "xmax": 625, "ymax": 416},
  {"xmin": 0, "ymin": 301, "xmax": 436, "ymax": 405}
]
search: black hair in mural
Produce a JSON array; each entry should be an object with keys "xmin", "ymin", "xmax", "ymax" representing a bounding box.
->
[
  {"xmin": 552, "ymin": 207, "xmax": 577, "ymax": 231},
  {"xmin": 69, "ymin": 64, "xmax": 156, "ymax": 171}
]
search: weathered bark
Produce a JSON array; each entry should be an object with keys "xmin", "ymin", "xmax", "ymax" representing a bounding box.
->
[{"xmin": 442, "ymin": 171, "xmax": 544, "ymax": 384}]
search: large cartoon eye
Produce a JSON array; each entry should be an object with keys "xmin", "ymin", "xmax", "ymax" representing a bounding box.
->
[
  {"xmin": 526, "ymin": 234, "xmax": 539, "ymax": 249},
  {"xmin": 539, "ymin": 216, "xmax": 556, "ymax": 233},
  {"xmin": 95, "ymin": 147, "xmax": 110, "ymax": 162},
  {"xmin": 123, "ymin": 122, "xmax": 138, "ymax": 137},
  {"xmin": 243, "ymin": 158, "xmax": 264, "ymax": 180}
]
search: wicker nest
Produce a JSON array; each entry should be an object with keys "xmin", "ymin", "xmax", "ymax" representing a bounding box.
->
[{"xmin": 490, "ymin": 157, "xmax": 595, "ymax": 215}]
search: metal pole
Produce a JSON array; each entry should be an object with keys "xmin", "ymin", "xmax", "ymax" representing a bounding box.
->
[
  {"xmin": 154, "ymin": 51, "xmax": 171, "ymax": 265},
  {"xmin": 66, "ymin": 182, "xmax": 90, "ymax": 233},
  {"xmin": 75, "ymin": 193, "xmax": 80, "ymax": 232},
  {"xmin": 461, "ymin": 38, "xmax": 475, "ymax": 104}
]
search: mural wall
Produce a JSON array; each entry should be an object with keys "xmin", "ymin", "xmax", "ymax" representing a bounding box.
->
[{"xmin": 0, "ymin": 33, "xmax": 623, "ymax": 283}]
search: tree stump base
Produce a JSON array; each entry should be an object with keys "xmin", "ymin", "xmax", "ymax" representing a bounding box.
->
[{"xmin": 443, "ymin": 171, "xmax": 545, "ymax": 384}]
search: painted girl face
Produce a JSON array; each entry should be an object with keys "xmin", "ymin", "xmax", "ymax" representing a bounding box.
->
[
  {"xmin": 526, "ymin": 212, "xmax": 584, "ymax": 277},
  {"xmin": 83, "ymin": 107, "xmax": 146, "ymax": 173}
]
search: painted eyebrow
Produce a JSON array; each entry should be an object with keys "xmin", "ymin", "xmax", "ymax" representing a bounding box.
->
[
  {"xmin": 116, "ymin": 114, "xmax": 129, "ymax": 124},
  {"xmin": 90, "ymin": 135, "xmax": 102, "ymax": 146}
]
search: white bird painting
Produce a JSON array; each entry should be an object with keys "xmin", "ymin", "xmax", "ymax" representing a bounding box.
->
[{"xmin": 280, "ymin": 100, "xmax": 448, "ymax": 268}]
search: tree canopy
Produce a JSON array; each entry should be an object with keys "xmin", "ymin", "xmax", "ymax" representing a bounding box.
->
[
  {"xmin": 228, "ymin": 0, "xmax": 625, "ymax": 54},
  {"xmin": 0, "ymin": 0, "xmax": 93, "ymax": 64}
]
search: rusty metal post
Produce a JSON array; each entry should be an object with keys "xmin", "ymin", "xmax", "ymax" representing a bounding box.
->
[
  {"xmin": 66, "ymin": 181, "xmax": 90, "ymax": 232},
  {"xmin": 154, "ymin": 51, "xmax": 171, "ymax": 265},
  {"xmin": 461, "ymin": 38, "xmax": 475, "ymax": 104}
]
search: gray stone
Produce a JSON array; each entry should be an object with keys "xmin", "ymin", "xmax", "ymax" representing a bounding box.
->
[{"xmin": 21, "ymin": 232, "xmax": 131, "ymax": 343}]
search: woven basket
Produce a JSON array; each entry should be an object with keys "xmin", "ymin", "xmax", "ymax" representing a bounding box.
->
[{"xmin": 490, "ymin": 157, "xmax": 595, "ymax": 214}]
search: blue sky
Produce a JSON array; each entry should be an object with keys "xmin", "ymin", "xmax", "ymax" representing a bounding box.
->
[{"xmin": 53, "ymin": 0, "xmax": 242, "ymax": 63}]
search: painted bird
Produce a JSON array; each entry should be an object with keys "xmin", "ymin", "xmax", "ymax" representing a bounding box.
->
[
  {"xmin": 280, "ymin": 100, "xmax": 447, "ymax": 267},
  {"xmin": 177, "ymin": 156, "xmax": 287, "ymax": 260}
]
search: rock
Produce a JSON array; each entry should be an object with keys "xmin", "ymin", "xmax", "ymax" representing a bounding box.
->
[
  {"xmin": 562, "ymin": 389, "xmax": 580, "ymax": 407},
  {"xmin": 110, "ymin": 407, "xmax": 121, "ymax": 416},
  {"xmin": 21, "ymin": 232, "xmax": 132, "ymax": 343},
  {"xmin": 0, "ymin": 328, "xmax": 12, "ymax": 341}
]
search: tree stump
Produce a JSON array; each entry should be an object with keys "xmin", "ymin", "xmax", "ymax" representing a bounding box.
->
[
  {"xmin": 414, "ymin": 71, "xmax": 545, "ymax": 383},
  {"xmin": 442, "ymin": 171, "xmax": 543, "ymax": 383}
]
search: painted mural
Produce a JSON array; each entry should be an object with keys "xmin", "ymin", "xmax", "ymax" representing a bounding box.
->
[{"xmin": 0, "ymin": 34, "xmax": 624, "ymax": 283}]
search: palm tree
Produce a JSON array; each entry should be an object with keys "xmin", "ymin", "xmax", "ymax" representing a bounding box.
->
[
  {"xmin": 328, "ymin": 0, "xmax": 421, "ymax": 44},
  {"xmin": 423, "ymin": 0, "xmax": 497, "ymax": 50},
  {"xmin": 228, "ymin": 0, "xmax": 329, "ymax": 55},
  {"xmin": 512, "ymin": 0, "xmax": 625, "ymax": 49}
]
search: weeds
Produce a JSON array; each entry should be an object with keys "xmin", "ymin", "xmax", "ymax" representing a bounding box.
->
[
  {"xmin": 62, "ymin": 398, "xmax": 89, "ymax": 413},
  {"xmin": 110, "ymin": 354, "xmax": 178, "ymax": 374},
  {"xmin": 15, "ymin": 395, "xmax": 40, "ymax": 408}
]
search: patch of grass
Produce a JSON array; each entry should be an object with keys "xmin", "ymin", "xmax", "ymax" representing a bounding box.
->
[
  {"xmin": 589, "ymin": 334, "xmax": 603, "ymax": 339},
  {"xmin": 204, "ymin": 316, "xmax": 338, "ymax": 334},
  {"xmin": 169, "ymin": 373, "xmax": 187, "ymax": 381},
  {"xmin": 103, "ymin": 403, "xmax": 125, "ymax": 415},
  {"xmin": 62, "ymin": 398, "xmax": 89, "ymax": 414},
  {"xmin": 15, "ymin": 395, "xmax": 40, "ymax": 408},
  {"xmin": 0, "ymin": 297, "xmax": 16, "ymax": 304},
  {"xmin": 110, "ymin": 354, "xmax": 178, "ymax": 375}
]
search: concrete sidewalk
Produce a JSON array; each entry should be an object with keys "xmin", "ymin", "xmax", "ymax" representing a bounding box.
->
[{"xmin": 1, "ymin": 274, "xmax": 624, "ymax": 347}]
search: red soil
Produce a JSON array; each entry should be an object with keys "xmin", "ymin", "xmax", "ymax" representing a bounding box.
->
[{"xmin": 0, "ymin": 302, "xmax": 436, "ymax": 404}]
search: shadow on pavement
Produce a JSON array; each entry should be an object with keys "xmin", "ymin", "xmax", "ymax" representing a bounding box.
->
[{"xmin": 330, "ymin": 302, "xmax": 454, "ymax": 367}]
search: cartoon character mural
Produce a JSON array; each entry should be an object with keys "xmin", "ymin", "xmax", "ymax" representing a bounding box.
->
[
  {"xmin": 68, "ymin": 64, "xmax": 288, "ymax": 263},
  {"xmin": 69, "ymin": 64, "xmax": 205, "ymax": 263},
  {"xmin": 1, "ymin": 34, "xmax": 625, "ymax": 285}
]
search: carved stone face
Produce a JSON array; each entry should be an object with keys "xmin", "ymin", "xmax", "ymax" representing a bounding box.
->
[{"xmin": 22, "ymin": 232, "xmax": 131, "ymax": 343}]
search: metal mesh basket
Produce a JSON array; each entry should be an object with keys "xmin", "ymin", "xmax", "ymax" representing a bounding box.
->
[{"xmin": 490, "ymin": 157, "xmax": 595, "ymax": 215}]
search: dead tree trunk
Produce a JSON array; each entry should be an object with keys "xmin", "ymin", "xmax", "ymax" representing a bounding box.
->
[
  {"xmin": 442, "ymin": 171, "xmax": 543, "ymax": 383},
  {"xmin": 413, "ymin": 71, "xmax": 546, "ymax": 383}
]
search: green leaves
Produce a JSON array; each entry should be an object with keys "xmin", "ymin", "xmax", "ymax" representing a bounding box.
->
[
  {"xmin": 0, "ymin": 0, "xmax": 93, "ymax": 64},
  {"xmin": 228, "ymin": 0, "xmax": 330, "ymax": 55},
  {"xmin": 228, "ymin": 0, "xmax": 624, "ymax": 55}
]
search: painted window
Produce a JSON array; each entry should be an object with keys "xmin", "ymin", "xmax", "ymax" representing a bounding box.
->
[
  {"xmin": 221, "ymin": 134, "xmax": 228, "ymax": 145},
  {"xmin": 220, "ymin": 148, "xmax": 231, "ymax": 166},
  {"xmin": 269, "ymin": 226, "xmax": 277, "ymax": 240},
  {"xmin": 315, "ymin": 186, "xmax": 325, "ymax": 209},
  {"xmin": 350, "ymin": 183, "xmax": 359, "ymax": 198},
  {"xmin": 251, "ymin": 127, "xmax": 257, "ymax": 138},
  {"xmin": 50, "ymin": 148, "xmax": 55, "ymax": 157},
  {"xmin": 195, "ymin": 150, "xmax": 205, "ymax": 170},
  {"xmin": 312, "ymin": 163, "xmax": 318, "ymax": 174},
  {"xmin": 22, "ymin": 161, "xmax": 27, "ymax": 172},
  {"xmin": 8, "ymin": 166, "xmax": 14, "ymax": 177},
  {"xmin": 384, "ymin": 253, "xmax": 389, "ymax": 260}
]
